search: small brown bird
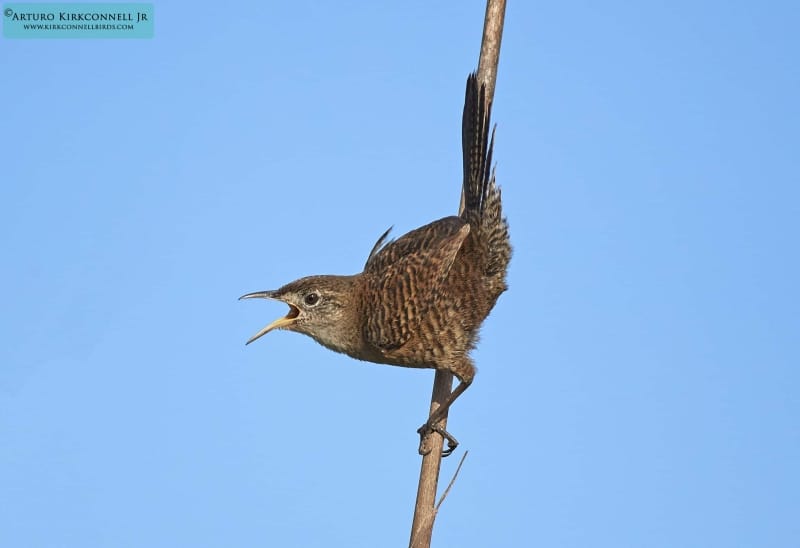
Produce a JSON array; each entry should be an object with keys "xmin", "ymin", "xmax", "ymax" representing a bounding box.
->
[{"xmin": 241, "ymin": 73, "xmax": 511, "ymax": 455}]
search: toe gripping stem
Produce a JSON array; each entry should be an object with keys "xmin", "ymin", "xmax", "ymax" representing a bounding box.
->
[{"xmin": 417, "ymin": 422, "xmax": 459, "ymax": 457}]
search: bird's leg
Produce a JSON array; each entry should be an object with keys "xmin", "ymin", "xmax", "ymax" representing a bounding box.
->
[
  {"xmin": 424, "ymin": 380, "xmax": 471, "ymax": 428},
  {"xmin": 417, "ymin": 379, "xmax": 472, "ymax": 457}
]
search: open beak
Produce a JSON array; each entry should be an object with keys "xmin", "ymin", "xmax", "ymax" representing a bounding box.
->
[{"xmin": 239, "ymin": 290, "xmax": 300, "ymax": 345}]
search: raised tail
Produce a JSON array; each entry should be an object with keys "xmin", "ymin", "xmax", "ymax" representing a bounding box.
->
[
  {"xmin": 459, "ymin": 72, "xmax": 511, "ymax": 304},
  {"xmin": 460, "ymin": 72, "xmax": 494, "ymax": 219}
]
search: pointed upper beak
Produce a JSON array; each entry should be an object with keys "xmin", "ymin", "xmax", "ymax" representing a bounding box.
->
[
  {"xmin": 239, "ymin": 290, "xmax": 299, "ymax": 345},
  {"xmin": 239, "ymin": 290, "xmax": 279, "ymax": 301}
]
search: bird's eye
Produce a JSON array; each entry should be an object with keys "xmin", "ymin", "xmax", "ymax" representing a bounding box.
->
[{"xmin": 304, "ymin": 292, "xmax": 320, "ymax": 306}]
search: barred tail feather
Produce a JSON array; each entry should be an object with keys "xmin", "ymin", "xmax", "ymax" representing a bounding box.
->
[{"xmin": 460, "ymin": 72, "xmax": 493, "ymax": 219}]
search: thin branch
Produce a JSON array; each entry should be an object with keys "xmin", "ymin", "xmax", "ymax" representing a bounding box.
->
[
  {"xmin": 436, "ymin": 450, "xmax": 469, "ymax": 512},
  {"xmin": 409, "ymin": 450, "xmax": 469, "ymax": 548},
  {"xmin": 409, "ymin": 370, "xmax": 453, "ymax": 548},
  {"xmin": 477, "ymin": 0, "xmax": 507, "ymax": 105},
  {"xmin": 408, "ymin": 1, "xmax": 506, "ymax": 547}
]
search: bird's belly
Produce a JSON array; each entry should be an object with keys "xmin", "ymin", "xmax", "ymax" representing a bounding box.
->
[{"xmin": 361, "ymin": 332, "xmax": 463, "ymax": 370}]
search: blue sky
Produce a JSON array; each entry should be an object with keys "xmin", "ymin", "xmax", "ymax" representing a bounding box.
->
[{"xmin": 1, "ymin": 1, "xmax": 798, "ymax": 546}]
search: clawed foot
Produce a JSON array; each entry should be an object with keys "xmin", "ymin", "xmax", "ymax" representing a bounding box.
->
[{"xmin": 417, "ymin": 422, "xmax": 459, "ymax": 457}]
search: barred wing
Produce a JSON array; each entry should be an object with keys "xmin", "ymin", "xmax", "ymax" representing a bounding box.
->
[{"xmin": 362, "ymin": 216, "xmax": 469, "ymax": 351}]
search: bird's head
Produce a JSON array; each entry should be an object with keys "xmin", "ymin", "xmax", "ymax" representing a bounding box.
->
[{"xmin": 240, "ymin": 275, "xmax": 359, "ymax": 352}]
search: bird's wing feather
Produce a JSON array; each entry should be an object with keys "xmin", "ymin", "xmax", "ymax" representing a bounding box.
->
[
  {"xmin": 364, "ymin": 226, "xmax": 393, "ymax": 269},
  {"xmin": 365, "ymin": 216, "xmax": 466, "ymax": 273},
  {"xmin": 363, "ymin": 217, "xmax": 469, "ymax": 351}
]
